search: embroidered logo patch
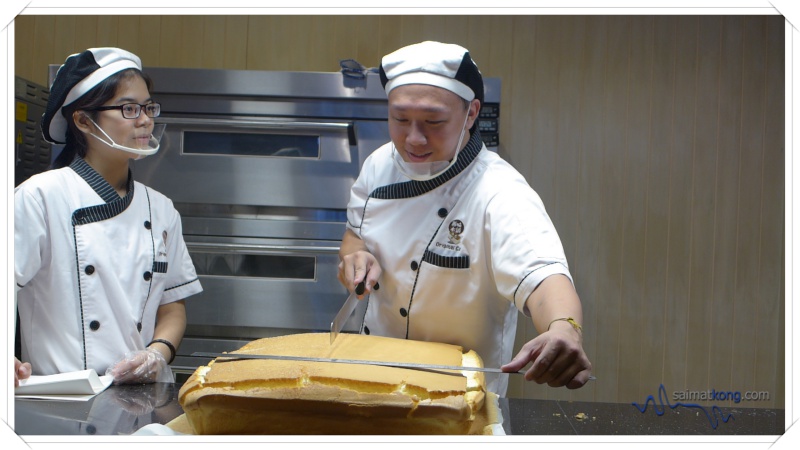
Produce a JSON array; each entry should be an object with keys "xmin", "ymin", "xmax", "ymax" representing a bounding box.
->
[{"xmin": 447, "ymin": 219, "xmax": 464, "ymax": 245}]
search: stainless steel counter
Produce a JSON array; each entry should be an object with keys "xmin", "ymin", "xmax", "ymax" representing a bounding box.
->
[{"xmin": 13, "ymin": 383, "xmax": 784, "ymax": 436}]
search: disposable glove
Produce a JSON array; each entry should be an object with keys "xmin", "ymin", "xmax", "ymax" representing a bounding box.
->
[{"xmin": 106, "ymin": 348, "xmax": 174, "ymax": 385}]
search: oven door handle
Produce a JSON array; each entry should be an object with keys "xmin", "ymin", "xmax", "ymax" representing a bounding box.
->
[
  {"xmin": 156, "ymin": 117, "xmax": 352, "ymax": 131},
  {"xmin": 186, "ymin": 242, "xmax": 341, "ymax": 255}
]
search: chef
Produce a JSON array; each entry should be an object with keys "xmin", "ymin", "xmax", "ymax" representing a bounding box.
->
[
  {"xmin": 338, "ymin": 41, "xmax": 592, "ymax": 396},
  {"xmin": 14, "ymin": 48, "xmax": 202, "ymax": 386}
]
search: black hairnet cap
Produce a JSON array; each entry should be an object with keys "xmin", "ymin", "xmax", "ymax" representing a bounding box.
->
[{"xmin": 42, "ymin": 47, "xmax": 141, "ymax": 144}]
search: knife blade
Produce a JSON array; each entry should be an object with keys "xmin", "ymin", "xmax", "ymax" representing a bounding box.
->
[
  {"xmin": 330, "ymin": 281, "xmax": 366, "ymax": 345},
  {"xmin": 191, "ymin": 351, "xmax": 517, "ymax": 375},
  {"xmin": 190, "ymin": 351, "xmax": 597, "ymax": 380}
]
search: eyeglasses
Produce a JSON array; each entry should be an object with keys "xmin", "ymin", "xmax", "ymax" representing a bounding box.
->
[{"xmin": 87, "ymin": 102, "xmax": 161, "ymax": 119}]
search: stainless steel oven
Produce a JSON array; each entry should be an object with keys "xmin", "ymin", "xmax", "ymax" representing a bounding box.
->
[{"xmin": 118, "ymin": 67, "xmax": 499, "ymax": 378}]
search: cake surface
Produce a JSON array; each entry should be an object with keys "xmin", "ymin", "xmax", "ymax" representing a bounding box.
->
[{"xmin": 178, "ymin": 332, "xmax": 486, "ymax": 434}]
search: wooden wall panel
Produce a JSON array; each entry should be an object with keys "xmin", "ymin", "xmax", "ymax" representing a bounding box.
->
[
  {"xmin": 183, "ymin": 16, "xmax": 207, "ymax": 68},
  {"xmin": 572, "ymin": 14, "xmax": 607, "ymax": 403},
  {"xmin": 506, "ymin": 15, "xmax": 538, "ymax": 400},
  {"xmin": 639, "ymin": 14, "xmax": 674, "ymax": 404},
  {"xmin": 593, "ymin": 15, "xmax": 630, "ymax": 404},
  {"xmin": 14, "ymin": 14, "xmax": 36, "ymax": 78},
  {"xmin": 95, "ymin": 16, "xmax": 120, "ymax": 48},
  {"xmin": 201, "ymin": 16, "xmax": 227, "ymax": 69},
  {"xmin": 137, "ymin": 17, "xmax": 162, "ymax": 67},
  {"xmin": 529, "ymin": 16, "xmax": 559, "ymax": 211},
  {"xmin": 245, "ymin": 16, "xmax": 274, "ymax": 70},
  {"xmin": 756, "ymin": 16, "xmax": 785, "ymax": 409},
  {"xmin": 115, "ymin": 16, "xmax": 140, "ymax": 58},
  {"xmin": 546, "ymin": 15, "xmax": 584, "ymax": 403},
  {"xmin": 685, "ymin": 15, "xmax": 722, "ymax": 400},
  {"xmin": 73, "ymin": 16, "xmax": 100, "ymax": 56},
  {"xmin": 223, "ymin": 16, "xmax": 247, "ymax": 69},
  {"xmin": 30, "ymin": 16, "xmax": 56, "ymax": 84},
  {"xmin": 519, "ymin": 15, "xmax": 564, "ymax": 401},
  {"xmin": 732, "ymin": 15, "xmax": 767, "ymax": 407},
  {"xmin": 52, "ymin": 16, "xmax": 77, "ymax": 66},
  {"xmin": 707, "ymin": 15, "xmax": 743, "ymax": 404},
  {"xmin": 618, "ymin": 16, "xmax": 654, "ymax": 403},
  {"xmin": 11, "ymin": 14, "xmax": 786, "ymax": 408},
  {"xmin": 159, "ymin": 16, "xmax": 186, "ymax": 68},
  {"xmin": 662, "ymin": 15, "xmax": 698, "ymax": 396}
]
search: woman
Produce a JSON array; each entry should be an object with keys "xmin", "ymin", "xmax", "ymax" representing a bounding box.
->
[{"xmin": 14, "ymin": 48, "xmax": 202, "ymax": 386}]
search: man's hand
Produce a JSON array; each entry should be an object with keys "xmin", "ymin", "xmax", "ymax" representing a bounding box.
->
[
  {"xmin": 501, "ymin": 323, "xmax": 592, "ymax": 389},
  {"xmin": 338, "ymin": 229, "xmax": 382, "ymax": 298}
]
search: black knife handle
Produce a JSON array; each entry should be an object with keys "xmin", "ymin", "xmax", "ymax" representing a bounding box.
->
[{"xmin": 355, "ymin": 281, "xmax": 379, "ymax": 295}]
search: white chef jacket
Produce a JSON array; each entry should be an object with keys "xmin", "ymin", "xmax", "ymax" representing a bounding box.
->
[
  {"xmin": 15, "ymin": 157, "xmax": 202, "ymax": 376},
  {"xmin": 346, "ymin": 131, "xmax": 572, "ymax": 397}
]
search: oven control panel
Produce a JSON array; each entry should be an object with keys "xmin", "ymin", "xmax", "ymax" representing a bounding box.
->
[{"xmin": 478, "ymin": 103, "xmax": 500, "ymax": 150}]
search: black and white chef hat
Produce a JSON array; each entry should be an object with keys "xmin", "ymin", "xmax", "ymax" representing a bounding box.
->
[
  {"xmin": 379, "ymin": 41, "xmax": 484, "ymax": 105},
  {"xmin": 42, "ymin": 47, "xmax": 142, "ymax": 144}
]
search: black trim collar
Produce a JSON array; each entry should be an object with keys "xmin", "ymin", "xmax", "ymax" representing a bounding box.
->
[
  {"xmin": 70, "ymin": 158, "xmax": 135, "ymax": 225},
  {"xmin": 370, "ymin": 130, "xmax": 484, "ymax": 200}
]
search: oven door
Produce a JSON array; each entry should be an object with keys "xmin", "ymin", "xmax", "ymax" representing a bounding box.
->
[
  {"xmin": 183, "ymin": 235, "xmax": 364, "ymax": 334},
  {"xmin": 171, "ymin": 234, "xmax": 367, "ymax": 374},
  {"xmin": 133, "ymin": 116, "xmax": 361, "ymax": 209}
]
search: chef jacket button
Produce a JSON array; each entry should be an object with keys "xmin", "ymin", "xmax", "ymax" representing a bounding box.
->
[
  {"xmin": 364, "ymin": 326, "xmax": 370, "ymax": 335},
  {"xmin": 86, "ymin": 424, "xmax": 97, "ymax": 435},
  {"xmin": 410, "ymin": 261, "xmax": 418, "ymax": 271},
  {"xmin": 144, "ymin": 220, "xmax": 151, "ymax": 230},
  {"xmin": 143, "ymin": 271, "xmax": 152, "ymax": 281},
  {"xmin": 137, "ymin": 322, "xmax": 142, "ymax": 332},
  {"xmin": 84, "ymin": 265, "xmax": 95, "ymax": 275},
  {"xmin": 90, "ymin": 320, "xmax": 100, "ymax": 331},
  {"xmin": 438, "ymin": 208, "xmax": 448, "ymax": 218},
  {"xmin": 399, "ymin": 307, "xmax": 408, "ymax": 317}
]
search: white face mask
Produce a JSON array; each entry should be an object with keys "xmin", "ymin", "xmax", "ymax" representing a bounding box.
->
[
  {"xmin": 87, "ymin": 117, "xmax": 165, "ymax": 160},
  {"xmin": 392, "ymin": 110, "xmax": 470, "ymax": 182}
]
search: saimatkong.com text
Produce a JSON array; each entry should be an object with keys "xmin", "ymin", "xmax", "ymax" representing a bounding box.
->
[{"xmin": 672, "ymin": 389, "xmax": 770, "ymax": 404}]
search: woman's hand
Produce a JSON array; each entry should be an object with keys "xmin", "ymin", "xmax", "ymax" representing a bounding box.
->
[
  {"xmin": 14, "ymin": 357, "xmax": 32, "ymax": 387},
  {"xmin": 106, "ymin": 349, "xmax": 173, "ymax": 385}
]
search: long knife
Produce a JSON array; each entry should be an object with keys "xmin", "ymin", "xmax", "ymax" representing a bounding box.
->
[
  {"xmin": 191, "ymin": 351, "xmax": 517, "ymax": 375},
  {"xmin": 190, "ymin": 351, "xmax": 596, "ymax": 380},
  {"xmin": 330, "ymin": 281, "xmax": 366, "ymax": 345}
]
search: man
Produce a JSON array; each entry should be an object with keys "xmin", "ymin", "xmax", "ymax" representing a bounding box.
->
[{"xmin": 338, "ymin": 41, "xmax": 592, "ymax": 396}]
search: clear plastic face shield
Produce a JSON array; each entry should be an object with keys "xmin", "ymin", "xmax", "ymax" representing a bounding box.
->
[
  {"xmin": 87, "ymin": 118, "xmax": 165, "ymax": 160},
  {"xmin": 392, "ymin": 108, "xmax": 470, "ymax": 182}
]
